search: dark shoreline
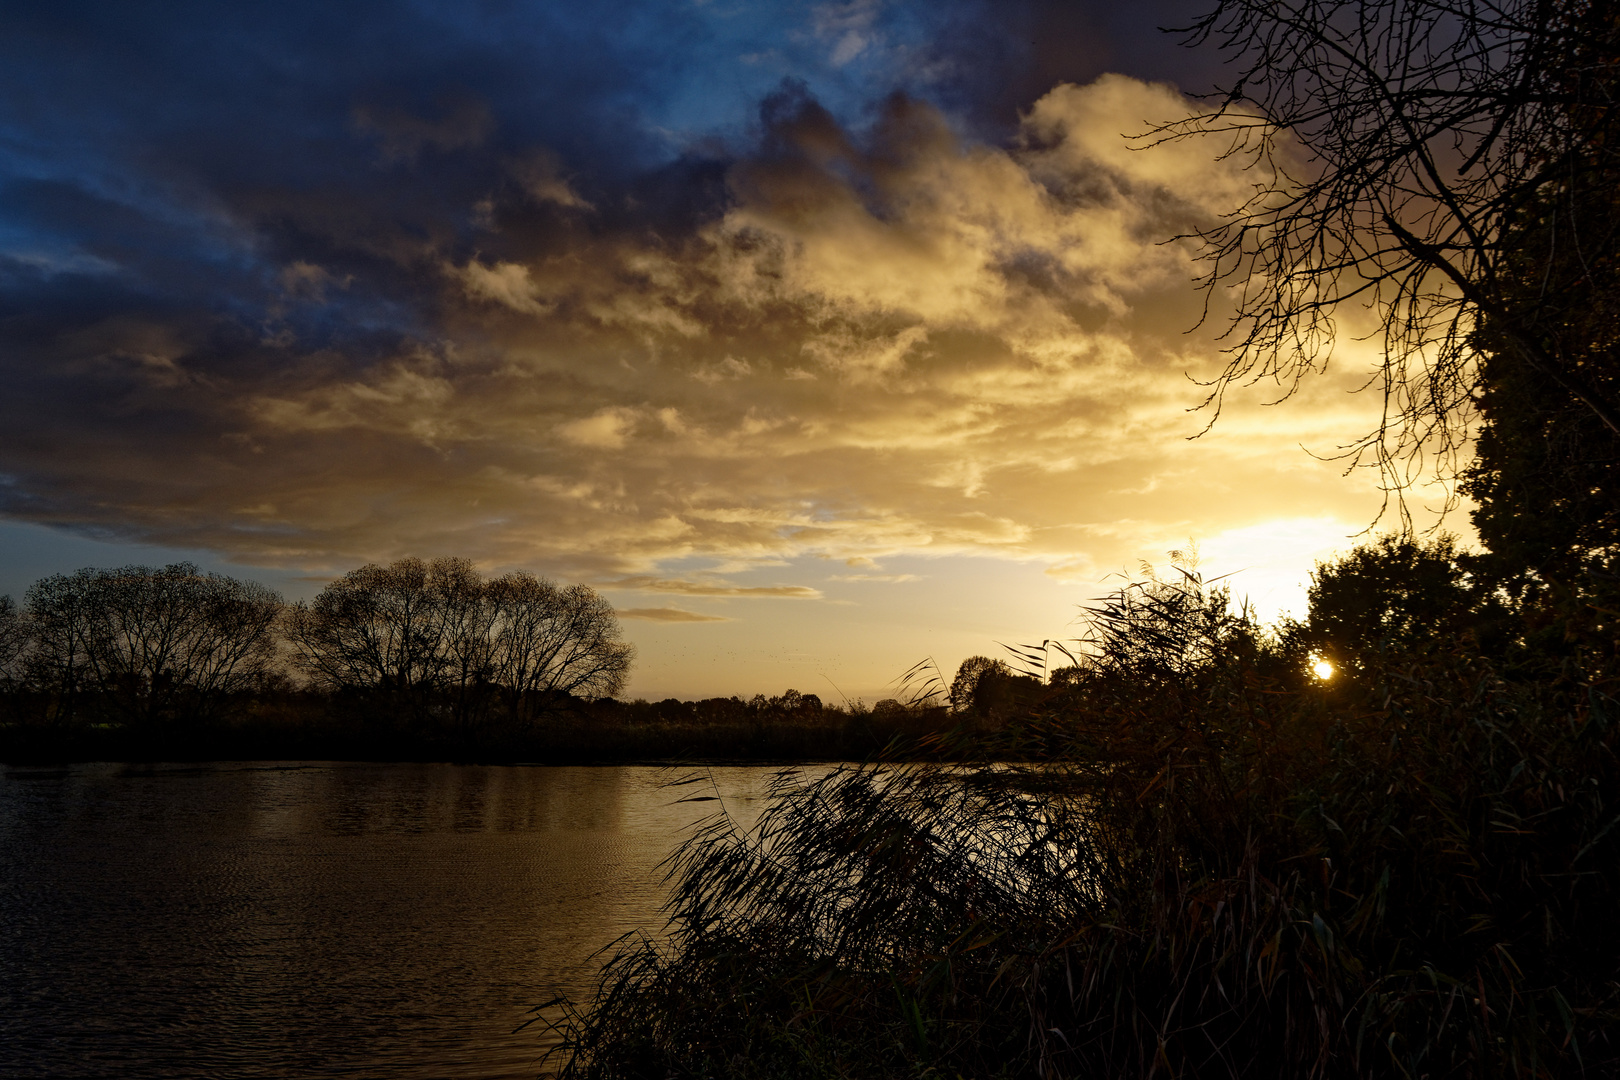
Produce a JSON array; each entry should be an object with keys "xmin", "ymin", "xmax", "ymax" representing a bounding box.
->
[{"xmin": 0, "ymin": 709, "xmax": 956, "ymax": 767}]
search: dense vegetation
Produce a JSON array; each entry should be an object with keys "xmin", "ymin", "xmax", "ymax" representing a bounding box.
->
[{"xmin": 542, "ymin": 545, "xmax": 1619, "ymax": 1078}]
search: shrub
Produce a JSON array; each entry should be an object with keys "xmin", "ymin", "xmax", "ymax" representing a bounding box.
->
[{"xmin": 545, "ymin": 562, "xmax": 1620, "ymax": 1078}]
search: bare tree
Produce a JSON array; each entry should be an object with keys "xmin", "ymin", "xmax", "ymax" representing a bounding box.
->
[
  {"xmin": 0, "ymin": 595, "xmax": 29, "ymax": 690},
  {"xmin": 487, "ymin": 573, "xmax": 633, "ymax": 722},
  {"xmin": 1163, "ymin": 0, "xmax": 1620, "ymax": 517},
  {"xmin": 284, "ymin": 558, "xmax": 451, "ymax": 723},
  {"xmin": 432, "ymin": 557, "xmax": 501, "ymax": 736},
  {"xmin": 286, "ymin": 559, "xmax": 632, "ymax": 730},
  {"xmin": 23, "ymin": 564, "xmax": 282, "ymax": 726},
  {"xmin": 22, "ymin": 572, "xmax": 95, "ymax": 725}
]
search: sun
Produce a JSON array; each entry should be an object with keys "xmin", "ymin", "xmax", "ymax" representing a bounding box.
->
[{"xmin": 1310, "ymin": 655, "xmax": 1335, "ymax": 680}]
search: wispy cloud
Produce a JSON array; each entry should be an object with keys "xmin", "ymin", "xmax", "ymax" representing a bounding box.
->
[
  {"xmin": 617, "ymin": 606, "xmax": 733, "ymax": 623},
  {"xmin": 602, "ymin": 577, "xmax": 824, "ymax": 599},
  {"xmin": 829, "ymin": 573, "xmax": 921, "ymax": 582}
]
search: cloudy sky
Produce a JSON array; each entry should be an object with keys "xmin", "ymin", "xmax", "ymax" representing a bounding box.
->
[{"xmin": 0, "ymin": 0, "xmax": 1451, "ymax": 700}]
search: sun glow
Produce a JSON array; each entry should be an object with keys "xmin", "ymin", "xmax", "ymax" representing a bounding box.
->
[{"xmin": 1310, "ymin": 655, "xmax": 1335, "ymax": 681}]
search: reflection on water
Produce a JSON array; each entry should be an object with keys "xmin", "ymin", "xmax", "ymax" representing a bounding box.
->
[{"xmin": 0, "ymin": 762, "xmax": 806, "ymax": 1079}]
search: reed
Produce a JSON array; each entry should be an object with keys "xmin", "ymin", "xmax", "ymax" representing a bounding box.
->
[{"xmin": 543, "ymin": 566, "xmax": 1620, "ymax": 1078}]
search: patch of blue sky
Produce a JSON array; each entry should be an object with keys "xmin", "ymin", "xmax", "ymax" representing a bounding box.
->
[
  {"xmin": 629, "ymin": 2, "xmax": 974, "ymax": 149},
  {"xmin": 0, "ymin": 152, "xmax": 259, "ymax": 285},
  {"xmin": 0, "ymin": 227, "xmax": 120, "ymax": 278},
  {"xmin": 401, "ymin": 0, "xmax": 980, "ymax": 156},
  {"xmin": 0, "ymin": 520, "xmax": 312, "ymax": 604}
]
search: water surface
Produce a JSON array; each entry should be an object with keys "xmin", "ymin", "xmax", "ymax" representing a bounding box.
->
[{"xmin": 0, "ymin": 761, "xmax": 799, "ymax": 1078}]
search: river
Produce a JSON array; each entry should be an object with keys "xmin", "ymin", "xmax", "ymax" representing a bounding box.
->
[{"xmin": 0, "ymin": 761, "xmax": 812, "ymax": 1079}]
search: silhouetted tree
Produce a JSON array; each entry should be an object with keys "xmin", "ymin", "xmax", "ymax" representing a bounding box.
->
[
  {"xmin": 1168, "ymin": 0, "xmax": 1620, "ymax": 509},
  {"xmin": 22, "ymin": 564, "xmax": 282, "ymax": 726},
  {"xmin": 287, "ymin": 558, "xmax": 633, "ymax": 732},
  {"xmin": 1462, "ymin": 184, "xmax": 1620, "ymax": 608},
  {"xmin": 22, "ymin": 572, "xmax": 94, "ymax": 725},
  {"xmin": 0, "ymin": 595, "xmax": 27, "ymax": 690},
  {"xmin": 949, "ymin": 656, "xmax": 1008, "ymax": 714},
  {"xmin": 486, "ymin": 572, "xmax": 633, "ymax": 723},
  {"xmin": 284, "ymin": 558, "xmax": 451, "ymax": 726},
  {"xmin": 434, "ymin": 557, "xmax": 501, "ymax": 736},
  {"xmin": 1294, "ymin": 535, "xmax": 1474, "ymax": 676}
]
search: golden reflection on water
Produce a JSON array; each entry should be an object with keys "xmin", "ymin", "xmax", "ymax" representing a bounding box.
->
[{"xmin": 0, "ymin": 762, "xmax": 824, "ymax": 1079}]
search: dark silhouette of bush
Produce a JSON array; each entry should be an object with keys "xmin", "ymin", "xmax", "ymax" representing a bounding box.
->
[{"xmin": 546, "ymin": 554, "xmax": 1620, "ymax": 1079}]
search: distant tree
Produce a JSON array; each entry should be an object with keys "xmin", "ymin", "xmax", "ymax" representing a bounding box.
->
[
  {"xmin": 286, "ymin": 558, "xmax": 633, "ymax": 731},
  {"xmin": 433, "ymin": 558, "xmax": 501, "ymax": 736},
  {"xmin": 486, "ymin": 572, "xmax": 633, "ymax": 723},
  {"xmin": 0, "ymin": 595, "xmax": 28, "ymax": 689},
  {"xmin": 1296, "ymin": 535, "xmax": 1474, "ymax": 675},
  {"xmin": 949, "ymin": 656, "xmax": 1010, "ymax": 714},
  {"xmin": 22, "ymin": 572, "xmax": 95, "ymax": 725},
  {"xmin": 22, "ymin": 564, "xmax": 282, "ymax": 726},
  {"xmin": 1167, "ymin": 0, "xmax": 1620, "ymax": 510},
  {"xmin": 1047, "ymin": 664, "xmax": 1084, "ymax": 690},
  {"xmin": 284, "ymin": 558, "xmax": 451, "ymax": 725}
]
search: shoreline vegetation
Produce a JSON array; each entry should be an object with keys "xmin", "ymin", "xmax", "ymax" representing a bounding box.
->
[
  {"xmin": 541, "ymin": 545, "xmax": 1620, "ymax": 1078},
  {"xmin": 0, "ymin": 691, "xmax": 965, "ymax": 767},
  {"xmin": 0, "ymin": 556, "xmax": 979, "ymax": 767}
]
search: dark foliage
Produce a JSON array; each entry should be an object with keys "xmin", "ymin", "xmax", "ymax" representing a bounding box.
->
[
  {"xmin": 15, "ymin": 563, "xmax": 282, "ymax": 728},
  {"xmin": 1286, "ymin": 535, "xmax": 1479, "ymax": 676},
  {"xmin": 545, "ymin": 558, "xmax": 1620, "ymax": 1078},
  {"xmin": 284, "ymin": 557, "xmax": 635, "ymax": 740},
  {"xmin": 1464, "ymin": 175, "xmax": 1620, "ymax": 613}
]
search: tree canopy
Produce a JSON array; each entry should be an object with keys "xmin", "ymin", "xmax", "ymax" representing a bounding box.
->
[
  {"xmin": 1293, "ymin": 534, "xmax": 1474, "ymax": 673},
  {"xmin": 1166, "ymin": 0, "xmax": 1620, "ymax": 513},
  {"xmin": 21, "ymin": 563, "xmax": 283, "ymax": 726},
  {"xmin": 284, "ymin": 557, "xmax": 633, "ymax": 732}
]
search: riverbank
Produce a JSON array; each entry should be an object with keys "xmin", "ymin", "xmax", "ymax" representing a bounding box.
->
[{"xmin": 0, "ymin": 695, "xmax": 961, "ymax": 765}]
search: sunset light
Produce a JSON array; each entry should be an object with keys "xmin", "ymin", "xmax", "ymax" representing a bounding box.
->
[
  {"xmin": 0, "ymin": 1, "xmax": 1422, "ymax": 702},
  {"xmin": 3, "ymin": 1, "xmax": 1617, "ymax": 1076}
]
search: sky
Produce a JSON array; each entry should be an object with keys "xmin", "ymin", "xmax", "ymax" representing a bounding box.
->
[{"xmin": 0, "ymin": 0, "xmax": 1460, "ymax": 701}]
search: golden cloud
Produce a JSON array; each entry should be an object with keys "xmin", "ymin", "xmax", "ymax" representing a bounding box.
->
[
  {"xmin": 6, "ymin": 76, "xmax": 1397, "ymax": 593},
  {"xmin": 617, "ymin": 607, "xmax": 733, "ymax": 623},
  {"xmin": 601, "ymin": 576, "xmax": 824, "ymax": 599}
]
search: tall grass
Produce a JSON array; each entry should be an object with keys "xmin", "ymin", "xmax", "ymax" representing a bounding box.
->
[{"xmin": 543, "ymin": 567, "xmax": 1620, "ymax": 1078}]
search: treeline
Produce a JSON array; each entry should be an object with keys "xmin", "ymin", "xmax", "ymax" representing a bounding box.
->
[{"xmin": 0, "ymin": 558, "xmax": 952, "ymax": 762}]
